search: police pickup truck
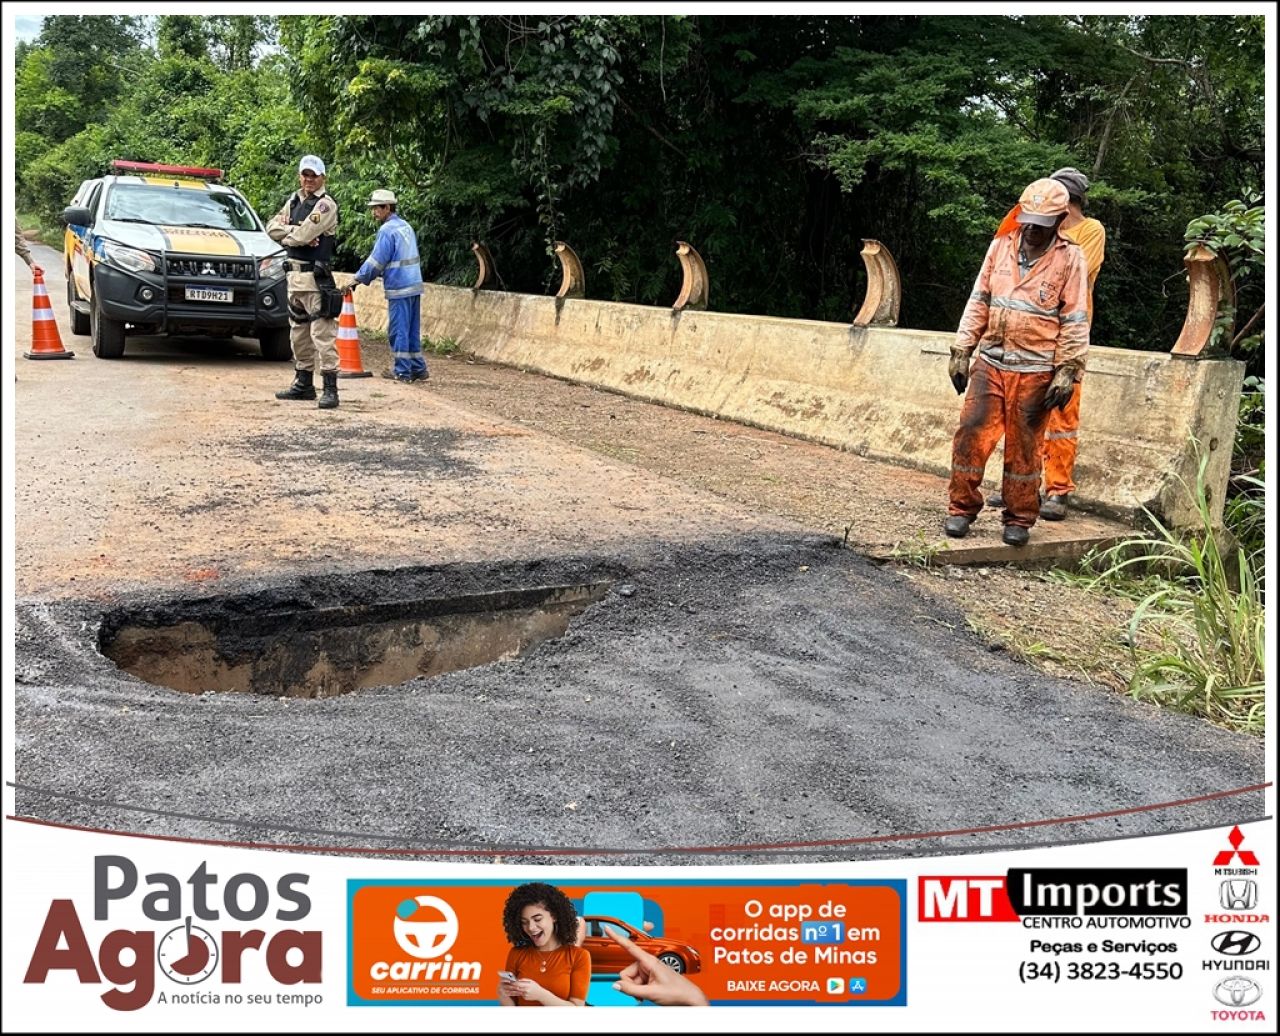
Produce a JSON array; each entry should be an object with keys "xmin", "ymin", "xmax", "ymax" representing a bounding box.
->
[{"xmin": 62, "ymin": 160, "xmax": 289, "ymax": 359}]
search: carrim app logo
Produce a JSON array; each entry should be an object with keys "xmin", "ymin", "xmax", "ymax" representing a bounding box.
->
[
  {"xmin": 366, "ymin": 892, "xmax": 483, "ymax": 985},
  {"xmin": 393, "ymin": 896, "xmax": 459, "ymax": 959}
]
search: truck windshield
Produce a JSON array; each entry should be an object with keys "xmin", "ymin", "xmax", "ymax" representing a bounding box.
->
[{"xmin": 104, "ymin": 184, "xmax": 260, "ymax": 232}]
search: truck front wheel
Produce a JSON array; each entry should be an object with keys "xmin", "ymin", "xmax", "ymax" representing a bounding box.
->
[
  {"xmin": 90, "ymin": 293, "xmax": 126, "ymax": 358},
  {"xmin": 258, "ymin": 326, "xmax": 292, "ymax": 361}
]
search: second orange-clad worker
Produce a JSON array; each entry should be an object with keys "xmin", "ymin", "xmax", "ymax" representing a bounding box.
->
[
  {"xmin": 1041, "ymin": 166, "xmax": 1105, "ymax": 520},
  {"xmin": 945, "ymin": 178, "xmax": 1090, "ymax": 547}
]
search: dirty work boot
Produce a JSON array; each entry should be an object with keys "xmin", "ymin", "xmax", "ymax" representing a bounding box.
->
[
  {"xmin": 275, "ymin": 369, "xmax": 316, "ymax": 400},
  {"xmin": 943, "ymin": 515, "xmax": 973, "ymax": 538},
  {"xmin": 987, "ymin": 491, "xmax": 1004, "ymax": 509},
  {"xmin": 1002, "ymin": 525, "xmax": 1031, "ymax": 547},
  {"xmin": 317, "ymin": 371, "xmax": 339, "ymax": 410},
  {"xmin": 1040, "ymin": 494, "xmax": 1069, "ymax": 521}
]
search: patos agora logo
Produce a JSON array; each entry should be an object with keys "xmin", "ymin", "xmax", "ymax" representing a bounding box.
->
[{"xmin": 22, "ymin": 856, "xmax": 320, "ymax": 1011}]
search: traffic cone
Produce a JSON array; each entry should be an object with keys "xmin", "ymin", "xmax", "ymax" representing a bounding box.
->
[
  {"xmin": 24, "ymin": 269, "xmax": 75, "ymax": 360},
  {"xmin": 335, "ymin": 288, "xmax": 371, "ymax": 378}
]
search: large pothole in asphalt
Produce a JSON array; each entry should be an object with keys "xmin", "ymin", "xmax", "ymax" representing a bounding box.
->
[{"xmin": 99, "ymin": 581, "xmax": 611, "ymax": 698}]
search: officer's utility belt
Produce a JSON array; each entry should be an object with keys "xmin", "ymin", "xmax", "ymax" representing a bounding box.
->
[{"xmin": 288, "ymin": 261, "xmax": 344, "ymax": 320}]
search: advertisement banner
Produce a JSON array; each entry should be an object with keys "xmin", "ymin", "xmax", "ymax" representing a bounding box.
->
[
  {"xmin": 348, "ymin": 879, "xmax": 905, "ymax": 1006},
  {"xmin": 4, "ymin": 817, "xmax": 1275, "ymax": 1031}
]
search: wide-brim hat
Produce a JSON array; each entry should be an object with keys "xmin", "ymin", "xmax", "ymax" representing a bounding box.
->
[{"xmin": 367, "ymin": 189, "xmax": 397, "ymax": 206}]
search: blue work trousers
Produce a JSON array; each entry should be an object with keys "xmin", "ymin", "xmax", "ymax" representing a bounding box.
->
[{"xmin": 388, "ymin": 296, "xmax": 426, "ymax": 379}]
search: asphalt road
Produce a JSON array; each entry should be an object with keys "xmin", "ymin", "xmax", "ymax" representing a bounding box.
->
[{"xmin": 12, "ymin": 242, "xmax": 1265, "ymax": 862}]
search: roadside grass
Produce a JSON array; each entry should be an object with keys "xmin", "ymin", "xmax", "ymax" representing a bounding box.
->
[
  {"xmin": 423, "ymin": 335, "xmax": 463, "ymax": 356},
  {"xmin": 964, "ymin": 613, "xmax": 1131, "ymax": 692},
  {"xmin": 1079, "ymin": 453, "xmax": 1265, "ymax": 734},
  {"xmin": 886, "ymin": 530, "xmax": 947, "ymax": 568},
  {"xmin": 17, "ymin": 212, "xmax": 61, "ymax": 249},
  {"xmin": 360, "ymin": 329, "xmax": 465, "ymax": 356}
]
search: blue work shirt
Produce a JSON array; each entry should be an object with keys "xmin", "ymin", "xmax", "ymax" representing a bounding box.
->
[{"xmin": 354, "ymin": 214, "xmax": 423, "ymax": 299}]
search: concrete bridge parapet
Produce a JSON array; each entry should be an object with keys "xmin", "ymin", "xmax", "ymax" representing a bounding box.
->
[{"xmin": 343, "ymin": 276, "xmax": 1241, "ymax": 531}]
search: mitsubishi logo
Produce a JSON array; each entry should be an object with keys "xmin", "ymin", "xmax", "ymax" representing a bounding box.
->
[
  {"xmin": 200, "ymin": 262, "xmax": 217, "ymax": 277},
  {"xmin": 1221, "ymin": 879, "xmax": 1259, "ymax": 910},
  {"xmin": 1211, "ymin": 930, "xmax": 1262, "ymax": 956},
  {"xmin": 1214, "ymin": 826, "xmax": 1260, "ymax": 867}
]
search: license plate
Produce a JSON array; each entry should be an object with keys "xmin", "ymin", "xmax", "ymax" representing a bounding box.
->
[{"xmin": 184, "ymin": 286, "xmax": 233, "ymax": 303}]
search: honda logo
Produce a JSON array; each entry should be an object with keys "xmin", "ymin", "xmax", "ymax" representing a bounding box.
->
[
  {"xmin": 1212, "ymin": 931, "xmax": 1262, "ymax": 956},
  {"xmin": 1221, "ymin": 879, "xmax": 1258, "ymax": 910},
  {"xmin": 1213, "ymin": 977, "xmax": 1262, "ymax": 1007}
]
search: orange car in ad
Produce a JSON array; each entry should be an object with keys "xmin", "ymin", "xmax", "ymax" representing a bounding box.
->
[{"xmin": 581, "ymin": 915, "xmax": 702, "ymax": 975}]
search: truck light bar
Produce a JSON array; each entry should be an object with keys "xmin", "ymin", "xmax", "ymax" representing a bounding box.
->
[{"xmin": 111, "ymin": 160, "xmax": 224, "ymax": 179}]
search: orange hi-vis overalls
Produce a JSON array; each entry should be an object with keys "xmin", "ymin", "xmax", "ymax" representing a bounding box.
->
[
  {"xmin": 1043, "ymin": 217, "xmax": 1106, "ymax": 496},
  {"xmin": 949, "ymin": 230, "xmax": 1091, "ymax": 527}
]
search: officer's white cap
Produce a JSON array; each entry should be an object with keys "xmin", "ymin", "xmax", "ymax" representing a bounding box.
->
[{"xmin": 298, "ymin": 155, "xmax": 327, "ymax": 176}]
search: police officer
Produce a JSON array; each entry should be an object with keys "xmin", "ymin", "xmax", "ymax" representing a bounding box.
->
[
  {"xmin": 267, "ymin": 155, "xmax": 341, "ymax": 409},
  {"xmin": 16, "ymin": 219, "xmax": 41, "ymax": 274}
]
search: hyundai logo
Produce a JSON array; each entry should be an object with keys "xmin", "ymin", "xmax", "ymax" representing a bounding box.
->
[
  {"xmin": 1221, "ymin": 879, "xmax": 1258, "ymax": 910},
  {"xmin": 1212, "ymin": 931, "xmax": 1262, "ymax": 956},
  {"xmin": 1213, "ymin": 977, "xmax": 1262, "ymax": 1007}
]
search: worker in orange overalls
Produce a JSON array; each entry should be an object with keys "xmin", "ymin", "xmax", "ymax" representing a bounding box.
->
[
  {"xmin": 987, "ymin": 167, "xmax": 1106, "ymax": 520},
  {"xmin": 945, "ymin": 178, "xmax": 1090, "ymax": 547}
]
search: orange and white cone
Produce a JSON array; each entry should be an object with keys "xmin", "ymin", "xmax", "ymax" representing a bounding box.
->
[
  {"xmin": 24, "ymin": 269, "xmax": 75, "ymax": 360},
  {"xmin": 336, "ymin": 288, "xmax": 372, "ymax": 379}
]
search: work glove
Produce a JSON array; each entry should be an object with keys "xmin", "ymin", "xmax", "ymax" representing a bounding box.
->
[
  {"xmin": 947, "ymin": 350, "xmax": 971, "ymax": 396},
  {"xmin": 1042, "ymin": 365, "xmax": 1077, "ymax": 411}
]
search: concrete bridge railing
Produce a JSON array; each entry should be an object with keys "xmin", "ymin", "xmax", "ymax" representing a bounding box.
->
[{"xmin": 340, "ymin": 248, "xmax": 1241, "ymax": 531}]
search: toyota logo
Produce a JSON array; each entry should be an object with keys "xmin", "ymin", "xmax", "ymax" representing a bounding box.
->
[
  {"xmin": 1213, "ymin": 977, "xmax": 1262, "ymax": 1007},
  {"xmin": 1212, "ymin": 930, "xmax": 1261, "ymax": 956}
]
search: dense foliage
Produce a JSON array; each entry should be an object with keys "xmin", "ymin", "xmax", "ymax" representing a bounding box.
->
[{"xmin": 16, "ymin": 14, "xmax": 1265, "ymax": 361}]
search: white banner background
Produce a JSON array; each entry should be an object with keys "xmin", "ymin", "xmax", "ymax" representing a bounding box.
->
[{"xmin": 2, "ymin": 815, "xmax": 1274, "ymax": 1032}]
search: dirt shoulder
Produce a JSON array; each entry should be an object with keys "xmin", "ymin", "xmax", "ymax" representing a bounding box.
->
[{"xmin": 424, "ymin": 353, "xmax": 1147, "ymax": 699}]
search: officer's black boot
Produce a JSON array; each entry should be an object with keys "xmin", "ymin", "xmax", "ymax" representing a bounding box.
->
[
  {"xmin": 275, "ymin": 369, "xmax": 316, "ymax": 401},
  {"xmin": 317, "ymin": 371, "xmax": 339, "ymax": 410}
]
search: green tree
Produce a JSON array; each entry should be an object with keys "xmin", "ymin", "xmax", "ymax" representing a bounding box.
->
[
  {"xmin": 35, "ymin": 15, "xmax": 147, "ymax": 125},
  {"xmin": 206, "ymin": 15, "xmax": 275, "ymax": 71},
  {"xmin": 157, "ymin": 15, "xmax": 209, "ymax": 61}
]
